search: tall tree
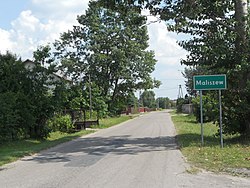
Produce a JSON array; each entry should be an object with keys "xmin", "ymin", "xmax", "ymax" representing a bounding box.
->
[
  {"xmin": 105, "ymin": 0, "xmax": 250, "ymax": 135},
  {"xmin": 54, "ymin": 1, "xmax": 159, "ymax": 114},
  {"xmin": 154, "ymin": 0, "xmax": 250, "ymax": 136},
  {"xmin": 157, "ymin": 97, "xmax": 170, "ymax": 109},
  {"xmin": 140, "ymin": 90, "xmax": 156, "ymax": 108}
]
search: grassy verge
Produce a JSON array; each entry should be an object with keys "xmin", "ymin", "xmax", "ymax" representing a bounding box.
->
[
  {"xmin": 0, "ymin": 115, "xmax": 134, "ymax": 167},
  {"xmin": 0, "ymin": 130, "xmax": 94, "ymax": 167},
  {"xmin": 171, "ymin": 112, "xmax": 250, "ymax": 176},
  {"xmin": 92, "ymin": 115, "xmax": 136, "ymax": 129}
]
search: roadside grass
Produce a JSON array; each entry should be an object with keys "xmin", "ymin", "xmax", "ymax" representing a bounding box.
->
[
  {"xmin": 171, "ymin": 112, "xmax": 250, "ymax": 176},
  {"xmin": 0, "ymin": 115, "xmax": 134, "ymax": 167},
  {"xmin": 92, "ymin": 115, "xmax": 135, "ymax": 129},
  {"xmin": 0, "ymin": 130, "xmax": 94, "ymax": 167}
]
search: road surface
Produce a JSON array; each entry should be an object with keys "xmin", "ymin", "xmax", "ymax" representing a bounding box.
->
[{"xmin": 0, "ymin": 111, "xmax": 249, "ymax": 188}]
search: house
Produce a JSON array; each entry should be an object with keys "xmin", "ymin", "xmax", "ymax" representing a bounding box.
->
[{"xmin": 23, "ymin": 59, "xmax": 72, "ymax": 90}]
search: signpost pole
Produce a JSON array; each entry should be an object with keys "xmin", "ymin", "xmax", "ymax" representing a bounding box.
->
[
  {"xmin": 194, "ymin": 74, "xmax": 226, "ymax": 148},
  {"xmin": 200, "ymin": 90, "xmax": 204, "ymax": 146},
  {"xmin": 219, "ymin": 90, "xmax": 223, "ymax": 148}
]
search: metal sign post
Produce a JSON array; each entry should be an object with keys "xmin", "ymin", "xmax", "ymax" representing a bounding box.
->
[
  {"xmin": 200, "ymin": 90, "xmax": 204, "ymax": 146},
  {"xmin": 193, "ymin": 75, "xmax": 227, "ymax": 148},
  {"xmin": 219, "ymin": 90, "xmax": 223, "ymax": 148}
]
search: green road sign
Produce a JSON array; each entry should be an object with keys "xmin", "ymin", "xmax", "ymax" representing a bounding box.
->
[{"xmin": 193, "ymin": 75, "xmax": 227, "ymax": 90}]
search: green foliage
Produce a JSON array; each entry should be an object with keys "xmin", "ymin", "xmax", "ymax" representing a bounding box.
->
[
  {"xmin": 192, "ymin": 93, "xmax": 218, "ymax": 123},
  {"xmin": 98, "ymin": 115, "xmax": 133, "ymax": 129},
  {"xmin": 0, "ymin": 129, "xmax": 95, "ymax": 167},
  {"xmin": 176, "ymin": 98, "xmax": 185, "ymax": 113},
  {"xmin": 131, "ymin": 0, "xmax": 250, "ymax": 136},
  {"xmin": 140, "ymin": 90, "xmax": 156, "ymax": 108},
  {"xmin": 157, "ymin": 97, "xmax": 170, "ymax": 109},
  {"xmin": 126, "ymin": 92, "xmax": 138, "ymax": 107},
  {"xmin": 179, "ymin": 1, "xmax": 250, "ymax": 136},
  {"xmin": 182, "ymin": 66, "xmax": 207, "ymax": 96},
  {"xmin": 53, "ymin": 1, "xmax": 159, "ymax": 114},
  {"xmin": 172, "ymin": 112, "xmax": 250, "ymax": 175},
  {"xmin": 0, "ymin": 92, "xmax": 21, "ymax": 142},
  {"xmin": 222, "ymin": 88, "xmax": 250, "ymax": 136},
  {"xmin": 0, "ymin": 114, "xmax": 133, "ymax": 167},
  {"xmin": 0, "ymin": 53, "xmax": 36, "ymax": 142},
  {"xmin": 48, "ymin": 114, "xmax": 74, "ymax": 133},
  {"xmin": 0, "ymin": 52, "xmax": 64, "ymax": 142},
  {"xmin": 33, "ymin": 45, "xmax": 54, "ymax": 65}
]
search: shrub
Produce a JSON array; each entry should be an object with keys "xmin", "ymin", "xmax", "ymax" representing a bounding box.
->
[
  {"xmin": 176, "ymin": 98, "xmax": 186, "ymax": 113},
  {"xmin": 192, "ymin": 93, "xmax": 218, "ymax": 123},
  {"xmin": 48, "ymin": 114, "xmax": 74, "ymax": 133}
]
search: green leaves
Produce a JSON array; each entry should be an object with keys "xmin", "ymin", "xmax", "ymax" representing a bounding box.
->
[
  {"xmin": 0, "ymin": 52, "xmax": 65, "ymax": 142},
  {"xmin": 153, "ymin": 0, "xmax": 250, "ymax": 136},
  {"xmin": 157, "ymin": 97, "xmax": 170, "ymax": 109},
  {"xmin": 140, "ymin": 90, "xmax": 156, "ymax": 108},
  {"xmin": 54, "ymin": 1, "xmax": 159, "ymax": 114}
]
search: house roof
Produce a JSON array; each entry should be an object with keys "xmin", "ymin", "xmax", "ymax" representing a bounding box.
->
[{"xmin": 23, "ymin": 59, "xmax": 72, "ymax": 82}]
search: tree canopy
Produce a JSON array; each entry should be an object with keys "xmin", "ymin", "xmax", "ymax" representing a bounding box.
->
[
  {"xmin": 104, "ymin": 0, "xmax": 250, "ymax": 136},
  {"xmin": 54, "ymin": 1, "xmax": 160, "ymax": 114},
  {"xmin": 157, "ymin": 97, "xmax": 170, "ymax": 109},
  {"xmin": 140, "ymin": 90, "xmax": 156, "ymax": 108}
]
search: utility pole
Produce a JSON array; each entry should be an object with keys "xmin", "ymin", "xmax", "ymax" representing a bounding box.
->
[
  {"xmin": 89, "ymin": 74, "xmax": 92, "ymax": 119},
  {"xmin": 178, "ymin": 85, "xmax": 183, "ymax": 99},
  {"xmin": 138, "ymin": 90, "xmax": 141, "ymax": 113}
]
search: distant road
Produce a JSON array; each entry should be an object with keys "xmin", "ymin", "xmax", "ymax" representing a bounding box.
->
[{"xmin": 0, "ymin": 111, "xmax": 249, "ymax": 188}]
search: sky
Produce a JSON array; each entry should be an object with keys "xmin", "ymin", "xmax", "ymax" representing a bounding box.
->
[{"xmin": 0, "ymin": 0, "xmax": 188, "ymax": 99}]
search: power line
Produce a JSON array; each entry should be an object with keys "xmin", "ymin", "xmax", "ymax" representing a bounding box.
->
[
  {"xmin": 155, "ymin": 84, "xmax": 185, "ymax": 91},
  {"xmin": 157, "ymin": 78, "xmax": 184, "ymax": 81},
  {"xmin": 155, "ymin": 88, "xmax": 177, "ymax": 91}
]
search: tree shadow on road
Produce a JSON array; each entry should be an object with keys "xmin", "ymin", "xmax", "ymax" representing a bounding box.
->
[{"xmin": 23, "ymin": 135, "xmax": 179, "ymax": 166}]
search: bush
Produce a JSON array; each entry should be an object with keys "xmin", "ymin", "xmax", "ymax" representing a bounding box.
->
[
  {"xmin": 0, "ymin": 53, "xmax": 59, "ymax": 141},
  {"xmin": 48, "ymin": 114, "xmax": 74, "ymax": 133},
  {"xmin": 176, "ymin": 98, "xmax": 186, "ymax": 113},
  {"xmin": 192, "ymin": 93, "xmax": 218, "ymax": 123}
]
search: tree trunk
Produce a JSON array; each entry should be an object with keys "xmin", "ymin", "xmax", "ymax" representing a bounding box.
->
[
  {"xmin": 235, "ymin": 0, "xmax": 248, "ymax": 53},
  {"xmin": 111, "ymin": 78, "xmax": 119, "ymax": 102},
  {"xmin": 235, "ymin": 0, "xmax": 250, "ymax": 135},
  {"xmin": 108, "ymin": 78, "xmax": 119, "ymax": 113}
]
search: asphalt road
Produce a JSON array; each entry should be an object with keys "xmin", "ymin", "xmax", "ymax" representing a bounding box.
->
[{"xmin": 0, "ymin": 111, "xmax": 250, "ymax": 188}]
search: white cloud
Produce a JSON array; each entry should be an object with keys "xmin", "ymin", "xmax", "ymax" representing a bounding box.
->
[
  {"xmin": 0, "ymin": 0, "xmax": 90, "ymax": 59},
  {"xmin": 11, "ymin": 10, "xmax": 40, "ymax": 32},
  {"xmin": 32, "ymin": 0, "xmax": 88, "ymax": 9},
  {"xmin": 31, "ymin": 0, "xmax": 89, "ymax": 19},
  {"xmin": 142, "ymin": 9, "xmax": 187, "ymax": 66},
  {"xmin": 147, "ymin": 21, "xmax": 187, "ymax": 66},
  {"xmin": 143, "ymin": 11, "xmax": 188, "ymax": 98},
  {"xmin": 8, "ymin": 10, "xmax": 57, "ymax": 58},
  {"xmin": 0, "ymin": 2, "xmax": 188, "ymax": 99},
  {"xmin": 0, "ymin": 28, "xmax": 13, "ymax": 53}
]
